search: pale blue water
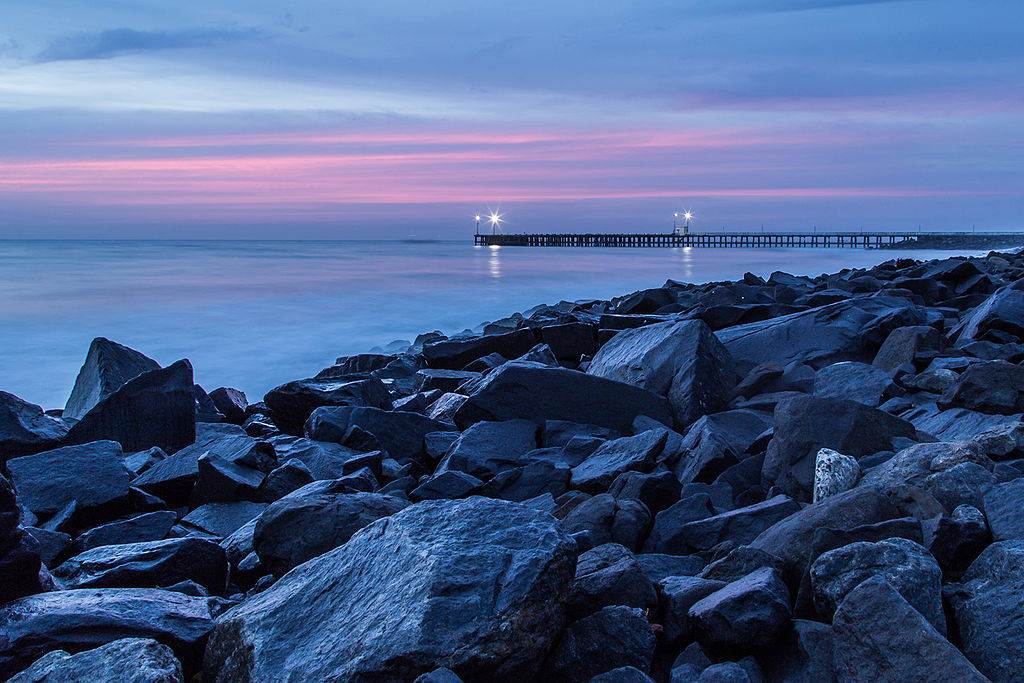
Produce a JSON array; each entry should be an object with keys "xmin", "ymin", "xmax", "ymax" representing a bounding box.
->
[{"xmin": 0, "ymin": 240, "xmax": 986, "ymax": 409}]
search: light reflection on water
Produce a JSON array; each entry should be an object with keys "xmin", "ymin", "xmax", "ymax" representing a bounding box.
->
[{"xmin": 0, "ymin": 239, "xmax": 984, "ymax": 408}]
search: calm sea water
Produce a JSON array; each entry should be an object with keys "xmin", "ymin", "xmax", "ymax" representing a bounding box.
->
[{"xmin": 0, "ymin": 240, "xmax": 987, "ymax": 409}]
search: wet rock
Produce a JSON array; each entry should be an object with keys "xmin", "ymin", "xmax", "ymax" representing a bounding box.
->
[
  {"xmin": 264, "ymin": 377, "xmax": 393, "ymax": 435},
  {"xmin": 832, "ymin": 577, "xmax": 987, "ymax": 683},
  {"xmin": 544, "ymin": 606, "xmax": 656, "ymax": 683},
  {"xmin": 947, "ymin": 540, "xmax": 1024, "ymax": 681},
  {"xmin": 587, "ymin": 320, "xmax": 736, "ymax": 427},
  {"xmin": 762, "ymin": 395, "xmax": 916, "ymax": 501},
  {"xmin": 305, "ymin": 406, "xmax": 451, "ymax": 465},
  {"xmin": 6, "ymin": 637, "xmax": 183, "ymax": 683},
  {"xmin": 0, "ymin": 588, "xmax": 217, "ymax": 680},
  {"xmin": 810, "ymin": 537, "xmax": 944, "ymax": 632},
  {"xmin": 812, "ymin": 448, "xmax": 860, "ymax": 503},
  {"xmin": 72, "ymin": 511, "xmax": 178, "ymax": 554},
  {"xmin": 53, "ymin": 538, "xmax": 227, "ymax": 594},
  {"xmin": 64, "ymin": 360, "xmax": 196, "ymax": 455},
  {"xmin": 689, "ymin": 567, "xmax": 791, "ymax": 649},
  {"xmin": 541, "ymin": 322, "xmax": 597, "ymax": 361},
  {"xmin": 422, "ymin": 328, "xmax": 538, "ymax": 370},
  {"xmin": 562, "ymin": 493, "xmax": 652, "ymax": 552},
  {"xmin": 0, "ymin": 392, "xmax": 68, "ymax": 460},
  {"xmin": 953, "ymin": 280, "xmax": 1024, "ymax": 344},
  {"xmin": 566, "ymin": 543, "xmax": 657, "ymax": 620},
  {"xmin": 436, "ymin": 419, "xmax": 538, "ymax": 478},
  {"xmin": 813, "ymin": 361, "xmax": 899, "ymax": 407},
  {"xmin": 209, "ymin": 387, "xmax": 248, "ymax": 424},
  {"xmin": 571, "ymin": 430, "xmax": 668, "ymax": 493},
  {"xmin": 204, "ymin": 497, "xmax": 576, "ymax": 683},
  {"xmin": 63, "ymin": 337, "xmax": 160, "ymax": 421},
  {"xmin": 7, "ymin": 440, "xmax": 130, "ymax": 521},
  {"xmin": 253, "ymin": 488, "xmax": 408, "ymax": 576},
  {"xmin": 453, "ymin": 362, "xmax": 672, "ymax": 433}
]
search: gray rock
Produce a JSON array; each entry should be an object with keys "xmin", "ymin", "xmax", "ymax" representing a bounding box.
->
[
  {"xmin": 672, "ymin": 410, "xmax": 773, "ymax": 486},
  {"xmin": 810, "ymin": 538, "xmax": 944, "ymax": 633},
  {"xmin": 587, "ymin": 320, "xmax": 736, "ymax": 427},
  {"xmin": 757, "ymin": 619, "xmax": 834, "ymax": 683},
  {"xmin": 643, "ymin": 493, "xmax": 717, "ymax": 554},
  {"xmin": 253, "ymin": 488, "xmax": 408, "ymax": 576},
  {"xmin": 636, "ymin": 553, "xmax": 705, "ymax": 584},
  {"xmin": 22, "ymin": 527, "xmax": 70, "ymax": 569},
  {"xmin": 813, "ymin": 361, "xmax": 898, "ymax": 407},
  {"xmin": 264, "ymin": 376, "xmax": 393, "ymax": 435},
  {"xmin": 264, "ymin": 435, "xmax": 356, "ymax": 480},
  {"xmin": 436, "ymin": 419, "xmax": 538, "ymax": 478},
  {"xmin": 698, "ymin": 546, "xmax": 785, "ymax": 584},
  {"xmin": 939, "ymin": 360, "xmax": 1024, "ymax": 414},
  {"xmin": 255, "ymin": 458, "xmax": 314, "ymax": 502},
  {"xmin": 305, "ymin": 406, "xmax": 451, "ymax": 465},
  {"xmin": 415, "ymin": 369, "xmax": 480, "ymax": 393},
  {"xmin": 872, "ymin": 325, "xmax": 949, "ymax": 372},
  {"xmin": 571, "ymin": 430, "xmax": 668, "ymax": 493},
  {"xmin": 64, "ymin": 360, "xmax": 196, "ymax": 455},
  {"xmin": 541, "ymin": 322, "xmax": 597, "ymax": 361},
  {"xmin": 479, "ymin": 460, "xmax": 570, "ymax": 502},
  {"xmin": 209, "ymin": 388, "xmax": 248, "ymax": 424},
  {"xmin": 422, "ymin": 328, "xmax": 538, "ymax": 369},
  {"xmin": 922, "ymin": 461, "xmax": 993, "ymax": 511},
  {"xmin": 812, "ymin": 448, "xmax": 860, "ymax": 503},
  {"xmin": 411, "ymin": 471, "xmax": 483, "ymax": 501},
  {"xmin": 191, "ymin": 454, "xmax": 264, "ymax": 506},
  {"xmin": 414, "ymin": 667, "xmax": 465, "ymax": 683},
  {"xmin": 927, "ymin": 505, "xmax": 990, "ymax": 577},
  {"xmin": 544, "ymin": 606, "xmax": 656, "ymax": 683},
  {"xmin": 658, "ymin": 575, "xmax": 726, "ymax": 644},
  {"xmin": 832, "ymin": 577, "xmax": 987, "ymax": 683},
  {"xmin": 609, "ymin": 470, "xmax": 682, "ymax": 514},
  {"xmin": 954, "ymin": 280, "xmax": 1024, "ymax": 344},
  {"xmin": 72, "ymin": 511, "xmax": 178, "ymax": 554},
  {"xmin": 566, "ymin": 543, "xmax": 657, "ymax": 620},
  {"xmin": 590, "ymin": 667, "xmax": 656, "ymax": 683},
  {"xmin": 673, "ymin": 495, "xmax": 801, "ymax": 554},
  {"xmin": 0, "ymin": 392, "xmax": 68, "ymax": 460},
  {"xmin": 179, "ymin": 501, "xmax": 266, "ymax": 539},
  {"xmin": 63, "ymin": 337, "xmax": 160, "ymax": 421},
  {"xmin": 562, "ymin": 493, "xmax": 652, "ymax": 552},
  {"xmin": 0, "ymin": 472, "xmax": 44, "ymax": 602},
  {"xmin": 689, "ymin": 567, "xmax": 791, "ymax": 649},
  {"xmin": 6, "ymin": 637, "xmax": 183, "ymax": 683},
  {"xmin": 861, "ymin": 440, "xmax": 990, "ymax": 497},
  {"xmin": 204, "ymin": 497, "xmax": 577, "ymax": 682}
]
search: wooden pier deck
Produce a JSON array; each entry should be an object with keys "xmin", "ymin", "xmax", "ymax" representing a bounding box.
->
[{"xmin": 474, "ymin": 231, "xmax": 1024, "ymax": 250}]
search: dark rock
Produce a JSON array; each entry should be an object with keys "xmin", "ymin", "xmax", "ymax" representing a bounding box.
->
[
  {"xmin": 939, "ymin": 360, "xmax": 1024, "ymax": 414},
  {"xmin": 264, "ymin": 377, "xmax": 393, "ymax": 435},
  {"xmin": 953, "ymin": 280, "xmax": 1024, "ymax": 344},
  {"xmin": 414, "ymin": 667, "xmax": 465, "ymax": 683},
  {"xmin": 545, "ymin": 420, "xmax": 621, "ymax": 447},
  {"xmin": 589, "ymin": 667, "xmax": 656, "ymax": 683},
  {"xmin": 672, "ymin": 495, "xmax": 801, "ymax": 555},
  {"xmin": 63, "ymin": 337, "xmax": 160, "ymax": 421},
  {"xmin": 947, "ymin": 540, "xmax": 1024, "ymax": 681},
  {"xmin": 669, "ymin": 642, "xmax": 713, "ymax": 682},
  {"xmin": 479, "ymin": 460, "xmax": 569, "ymax": 502},
  {"xmin": 0, "ymin": 472, "xmax": 44, "ymax": 602},
  {"xmin": 566, "ymin": 543, "xmax": 657, "ymax": 620},
  {"xmin": 264, "ymin": 435, "xmax": 354, "ymax": 480},
  {"xmin": 422, "ymin": 328, "xmax": 538, "ymax": 370},
  {"xmin": 437, "ymin": 419, "xmax": 538, "ymax": 478},
  {"xmin": 191, "ymin": 454, "xmax": 264, "ymax": 506},
  {"xmin": 658, "ymin": 575, "xmax": 726, "ymax": 644},
  {"xmin": 205, "ymin": 497, "xmax": 576, "ymax": 682},
  {"xmin": 750, "ymin": 488, "xmax": 899, "ymax": 587},
  {"xmin": 644, "ymin": 493, "xmax": 717, "ymax": 554},
  {"xmin": 562, "ymin": 493, "xmax": 652, "ymax": 552},
  {"xmin": 813, "ymin": 361, "xmax": 899, "ymax": 407},
  {"xmin": 729, "ymin": 362, "xmax": 783, "ymax": 400},
  {"xmin": 178, "ymin": 501, "xmax": 266, "ymax": 539},
  {"xmin": 636, "ymin": 553, "xmax": 705, "ymax": 584},
  {"xmin": 517, "ymin": 343, "xmax": 560, "ymax": 366},
  {"xmin": 544, "ymin": 606, "xmax": 656, "ymax": 683},
  {"xmin": 411, "ymin": 471, "xmax": 483, "ymax": 501},
  {"xmin": 832, "ymin": 577, "xmax": 987, "ymax": 682},
  {"xmin": 872, "ymin": 325, "xmax": 949, "ymax": 372},
  {"xmin": 689, "ymin": 567, "xmax": 791, "ymax": 649},
  {"xmin": 53, "ymin": 538, "xmax": 227, "ymax": 594},
  {"xmin": 427, "ymin": 392, "xmax": 469, "ymax": 422},
  {"xmin": 253, "ymin": 488, "xmax": 408, "ymax": 576},
  {"xmin": 23, "ymin": 527, "xmax": 70, "ymax": 568},
  {"xmin": 571, "ymin": 430, "xmax": 668, "ymax": 493},
  {"xmin": 0, "ymin": 588, "xmax": 217, "ymax": 680},
  {"xmin": 698, "ymin": 546, "xmax": 784, "ymax": 584},
  {"xmin": 453, "ymin": 362, "xmax": 672, "ymax": 433},
  {"xmin": 193, "ymin": 385, "xmax": 224, "ymax": 423},
  {"xmin": 982, "ymin": 476, "xmax": 1024, "ymax": 541},
  {"xmin": 672, "ymin": 410, "xmax": 773, "ymax": 486},
  {"xmin": 762, "ymin": 395, "xmax": 916, "ymax": 501},
  {"xmin": 305, "ymin": 406, "xmax": 451, "ymax": 465},
  {"xmin": 861, "ymin": 440, "xmax": 990, "ymax": 498},
  {"xmin": 7, "ymin": 440, "xmax": 130, "ymax": 521},
  {"xmin": 72, "ymin": 511, "xmax": 178, "ymax": 554},
  {"xmin": 758, "ymin": 619, "xmax": 834, "ymax": 683},
  {"xmin": 124, "ymin": 447, "xmax": 168, "ymax": 477},
  {"xmin": 909, "ymin": 405, "xmax": 1021, "ymax": 441},
  {"xmin": 5, "ymin": 637, "xmax": 183, "ymax": 683},
  {"xmin": 542, "ymin": 322, "xmax": 597, "ymax": 361},
  {"xmin": 64, "ymin": 360, "xmax": 196, "ymax": 455},
  {"xmin": 588, "ymin": 320, "xmax": 736, "ymax": 427},
  {"xmin": 0, "ymin": 392, "xmax": 68, "ymax": 460},
  {"xmin": 922, "ymin": 461, "xmax": 992, "ymax": 511},
  {"xmin": 810, "ymin": 537, "xmax": 944, "ymax": 632},
  {"xmin": 209, "ymin": 387, "xmax": 248, "ymax": 424},
  {"xmin": 609, "ymin": 470, "xmax": 681, "ymax": 514},
  {"xmin": 415, "ymin": 369, "xmax": 480, "ymax": 393},
  {"xmin": 255, "ymin": 458, "xmax": 314, "ymax": 502},
  {"xmin": 927, "ymin": 505, "xmax": 989, "ymax": 577}
]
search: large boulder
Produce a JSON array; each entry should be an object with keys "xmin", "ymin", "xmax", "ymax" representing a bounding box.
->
[
  {"xmin": 947, "ymin": 540, "xmax": 1024, "ymax": 681},
  {"xmin": 939, "ymin": 360, "xmax": 1024, "ymax": 414},
  {"xmin": 716, "ymin": 296, "xmax": 927, "ymax": 375},
  {"xmin": 0, "ymin": 588, "xmax": 218, "ymax": 680},
  {"xmin": 263, "ymin": 377, "xmax": 393, "ymax": 435},
  {"xmin": 831, "ymin": 577, "xmax": 987, "ymax": 683},
  {"xmin": 860, "ymin": 440, "xmax": 990, "ymax": 497},
  {"xmin": 64, "ymin": 360, "xmax": 196, "ymax": 455},
  {"xmin": 672, "ymin": 495, "xmax": 801, "ymax": 554},
  {"xmin": 561, "ymin": 493, "xmax": 651, "ymax": 552},
  {"xmin": 688, "ymin": 567, "xmax": 792, "ymax": 649},
  {"xmin": 423, "ymin": 328, "xmax": 538, "ymax": 369},
  {"xmin": 565, "ymin": 543, "xmax": 657, "ymax": 620},
  {"xmin": 453, "ymin": 362, "xmax": 672, "ymax": 432},
  {"xmin": 204, "ymin": 498, "xmax": 577, "ymax": 682},
  {"xmin": 809, "ymin": 538, "xmax": 945, "ymax": 633},
  {"xmin": 762, "ymin": 395, "xmax": 916, "ymax": 501},
  {"xmin": 6, "ymin": 637, "xmax": 183, "ymax": 683},
  {"xmin": 953, "ymin": 280, "xmax": 1024, "ymax": 344},
  {"xmin": 671, "ymin": 410, "xmax": 773, "ymax": 485},
  {"xmin": 543, "ymin": 606, "xmax": 656, "ymax": 683},
  {"xmin": 265, "ymin": 435, "xmax": 356, "ymax": 480},
  {"xmin": 304, "ymin": 406, "xmax": 451, "ymax": 464},
  {"xmin": 0, "ymin": 392, "xmax": 68, "ymax": 461},
  {"xmin": 436, "ymin": 419, "xmax": 539, "ymax": 479},
  {"xmin": 52, "ymin": 538, "xmax": 228, "ymax": 595},
  {"xmin": 587, "ymin": 320, "xmax": 736, "ymax": 427},
  {"xmin": 570, "ymin": 430, "xmax": 667, "ymax": 493},
  {"xmin": 6, "ymin": 440, "xmax": 130, "ymax": 521},
  {"xmin": 813, "ymin": 361, "xmax": 898, "ymax": 407},
  {"xmin": 658, "ymin": 575, "xmax": 726, "ymax": 645},
  {"xmin": 872, "ymin": 325, "xmax": 949, "ymax": 372},
  {"xmin": 982, "ymin": 477, "xmax": 1024, "ymax": 541},
  {"xmin": 64, "ymin": 337, "xmax": 160, "ymax": 421},
  {"xmin": 72, "ymin": 511, "xmax": 178, "ymax": 554},
  {"xmin": 253, "ymin": 487, "xmax": 409, "ymax": 576}
]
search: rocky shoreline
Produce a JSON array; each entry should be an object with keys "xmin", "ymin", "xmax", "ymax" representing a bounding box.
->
[{"xmin": 2, "ymin": 248, "xmax": 1024, "ymax": 682}]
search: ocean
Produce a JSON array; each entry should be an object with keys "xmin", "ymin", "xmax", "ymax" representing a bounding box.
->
[{"xmin": 0, "ymin": 239, "xmax": 988, "ymax": 410}]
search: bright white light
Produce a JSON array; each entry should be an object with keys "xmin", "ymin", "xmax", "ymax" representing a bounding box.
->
[
  {"xmin": 683, "ymin": 211, "xmax": 693, "ymax": 221},
  {"xmin": 488, "ymin": 212, "xmax": 503, "ymax": 226},
  {"xmin": 475, "ymin": 215, "xmax": 481, "ymax": 221}
]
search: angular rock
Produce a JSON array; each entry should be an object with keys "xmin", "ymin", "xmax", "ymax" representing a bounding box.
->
[
  {"xmin": 590, "ymin": 667, "xmax": 655, "ymax": 683},
  {"xmin": 832, "ymin": 577, "xmax": 987, "ymax": 683},
  {"xmin": 571, "ymin": 430, "xmax": 667, "ymax": 493},
  {"xmin": 643, "ymin": 493, "xmax": 717, "ymax": 554},
  {"xmin": 264, "ymin": 377, "xmax": 393, "ymax": 435},
  {"xmin": 411, "ymin": 471, "xmax": 483, "ymax": 501},
  {"xmin": 72, "ymin": 511, "xmax": 178, "ymax": 554},
  {"xmin": 672, "ymin": 410, "xmax": 773, "ymax": 486},
  {"xmin": 479, "ymin": 460, "xmax": 570, "ymax": 502},
  {"xmin": 264, "ymin": 435, "xmax": 355, "ymax": 480},
  {"xmin": 423, "ymin": 328, "xmax": 538, "ymax": 370},
  {"xmin": 861, "ymin": 440, "xmax": 990, "ymax": 497},
  {"xmin": 813, "ymin": 361, "xmax": 898, "ymax": 407},
  {"xmin": 53, "ymin": 538, "xmax": 227, "ymax": 594},
  {"xmin": 689, "ymin": 567, "xmax": 791, "ymax": 649},
  {"xmin": 939, "ymin": 360, "xmax": 1024, "ymax": 414},
  {"xmin": 255, "ymin": 458, "xmax": 314, "ymax": 502},
  {"xmin": 0, "ymin": 588, "xmax": 217, "ymax": 680},
  {"xmin": 453, "ymin": 362, "xmax": 672, "ymax": 433},
  {"xmin": 64, "ymin": 360, "xmax": 196, "ymax": 455},
  {"xmin": 544, "ymin": 606, "xmax": 656, "ymax": 683},
  {"xmin": 675, "ymin": 496, "xmax": 801, "ymax": 554},
  {"xmin": 954, "ymin": 280, "xmax": 1024, "ymax": 344},
  {"xmin": 872, "ymin": 325, "xmax": 949, "ymax": 372},
  {"xmin": 565, "ymin": 543, "xmax": 657, "ymax": 620},
  {"xmin": 63, "ymin": 337, "xmax": 160, "ymax": 421},
  {"xmin": 0, "ymin": 472, "xmax": 43, "ymax": 602},
  {"xmin": 927, "ymin": 505, "xmax": 990, "ymax": 577},
  {"xmin": 209, "ymin": 387, "xmax": 248, "ymax": 425},
  {"xmin": 305, "ymin": 406, "xmax": 450, "ymax": 464},
  {"xmin": 699, "ymin": 545, "xmax": 784, "ymax": 584},
  {"xmin": 6, "ymin": 637, "xmax": 183, "ymax": 683},
  {"xmin": 204, "ymin": 498, "xmax": 577, "ymax": 683},
  {"xmin": 415, "ymin": 369, "xmax": 480, "ymax": 393},
  {"xmin": 179, "ymin": 501, "xmax": 266, "ymax": 539},
  {"xmin": 191, "ymin": 455, "xmax": 264, "ymax": 506},
  {"xmin": 7, "ymin": 440, "xmax": 130, "ymax": 520},
  {"xmin": 436, "ymin": 419, "xmax": 538, "ymax": 478},
  {"xmin": 810, "ymin": 538, "xmax": 944, "ymax": 632},
  {"xmin": 981, "ymin": 476, "xmax": 1024, "ymax": 541},
  {"xmin": 609, "ymin": 469, "xmax": 682, "ymax": 514},
  {"xmin": 253, "ymin": 488, "xmax": 408, "ymax": 576},
  {"xmin": 812, "ymin": 448, "xmax": 860, "ymax": 503},
  {"xmin": 758, "ymin": 619, "xmax": 834, "ymax": 683},
  {"xmin": 541, "ymin": 322, "xmax": 597, "ymax": 361},
  {"xmin": 658, "ymin": 575, "xmax": 726, "ymax": 644},
  {"xmin": 587, "ymin": 320, "xmax": 736, "ymax": 426},
  {"xmin": 562, "ymin": 493, "xmax": 652, "ymax": 552},
  {"xmin": 0, "ymin": 392, "xmax": 68, "ymax": 461}
]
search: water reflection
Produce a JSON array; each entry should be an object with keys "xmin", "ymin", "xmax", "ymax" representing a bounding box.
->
[{"xmin": 488, "ymin": 245, "xmax": 502, "ymax": 280}]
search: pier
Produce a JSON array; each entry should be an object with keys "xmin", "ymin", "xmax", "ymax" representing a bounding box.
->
[{"xmin": 473, "ymin": 231, "xmax": 1024, "ymax": 250}]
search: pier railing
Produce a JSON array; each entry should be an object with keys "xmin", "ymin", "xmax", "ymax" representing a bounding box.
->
[{"xmin": 473, "ymin": 232, "xmax": 1024, "ymax": 250}]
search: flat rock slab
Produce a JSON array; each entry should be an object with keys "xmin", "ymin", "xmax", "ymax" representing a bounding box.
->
[
  {"xmin": 179, "ymin": 502, "xmax": 266, "ymax": 539},
  {"xmin": 204, "ymin": 497, "xmax": 577, "ymax": 683}
]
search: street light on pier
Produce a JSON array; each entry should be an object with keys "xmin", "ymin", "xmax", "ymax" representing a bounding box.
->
[
  {"xmin": 475, "ymin": 215, "xmax": 481, "ymax": 235},
  {"xmin": 488, "ymin": 212, "xmax": 504, "ymax": 234}
]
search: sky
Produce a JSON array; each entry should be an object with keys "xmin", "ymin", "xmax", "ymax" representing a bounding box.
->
[{"xmin": 0, "ymin": 0, "xmax": 1021, "ymax": 238}]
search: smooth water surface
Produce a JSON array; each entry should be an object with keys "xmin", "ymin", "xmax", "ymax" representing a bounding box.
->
[{"xmin": 0, "ymin": 240, "xmax": 985, "ymax": 409}]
